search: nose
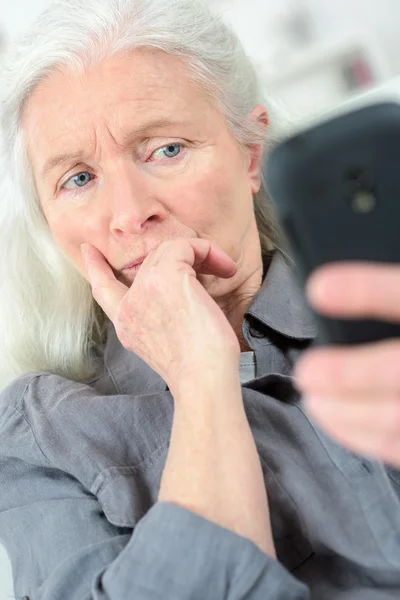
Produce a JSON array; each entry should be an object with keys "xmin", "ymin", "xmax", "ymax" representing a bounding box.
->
[{"xmin": 107, "ymin": 162, "xmax": 163, "ymax": 235}]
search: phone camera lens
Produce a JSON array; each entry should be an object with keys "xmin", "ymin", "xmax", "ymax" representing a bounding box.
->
[
  {"xmin": 344, "ymin": 167, "xmax": 377, "ymax": 213},
  {"xmin": 351, "ymin": 190, "xmax": 376, "ymax": 213}
]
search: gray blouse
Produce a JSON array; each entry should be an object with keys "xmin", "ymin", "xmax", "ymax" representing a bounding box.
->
[{"xmin": 1, "ymin": 250, "xmax": 400, "ymax": 599}]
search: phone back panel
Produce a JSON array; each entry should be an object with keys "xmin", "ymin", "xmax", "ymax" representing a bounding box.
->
[{"xmin": 265, "ymin": 102, "xmax": 400, "ymax": 345}]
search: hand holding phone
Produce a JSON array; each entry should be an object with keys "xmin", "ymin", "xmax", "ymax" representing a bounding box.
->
[{"xmin": 265, "ymin": 103, "xmax": 400, "ymax": 466}]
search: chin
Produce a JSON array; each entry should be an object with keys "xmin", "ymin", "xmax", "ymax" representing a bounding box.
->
[{"xmin": 197, "ymin": 272, "xmax": 234, "ymax": 297}]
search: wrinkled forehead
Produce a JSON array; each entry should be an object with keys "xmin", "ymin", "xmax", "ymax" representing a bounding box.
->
[
  {"xmin": 22, "ymin": 49, "xmax": 215, "ymax": 133},
  {"xmin": 21, "ymin": 49, "xmax": 223, "ymax": 162}
]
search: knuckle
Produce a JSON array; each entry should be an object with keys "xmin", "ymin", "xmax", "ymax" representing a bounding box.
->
[
  {"xmin": 158, "ymin": 239, "xmax": 173, "ymax": 250},
  {"xmin": 151, "ymin": 239, "xmax": 185, "ymax": 261},
  {"xmin": 160, "ymin": 239, "xmax": 182, "ymax": 251},
  {"xmin": 144, "ymin": 267, "xmax": 169, "ymax": 294}
]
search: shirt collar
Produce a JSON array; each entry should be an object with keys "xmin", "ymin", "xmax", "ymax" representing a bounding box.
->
[{"xmin": 245, "ymin": 250, "xmax": 317, "ymax": 341}]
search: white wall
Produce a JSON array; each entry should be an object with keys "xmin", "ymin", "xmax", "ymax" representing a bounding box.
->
[
  {"xmin": 209, "ymin": 0, "xmax": 400, "ymax": 75},
  {"xmin": 0, "ymin": 0, "xmax": 52, "ymax": 40},
  {"xmin": 2, "ymin": 0, "xmax": 400, "ymax": 71},
  {"xmin": 306, "ymin": 0, "xmax": 400, "ymax": 76}
]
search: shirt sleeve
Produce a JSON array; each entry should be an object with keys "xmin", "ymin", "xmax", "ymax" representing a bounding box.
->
[
  {"xmin": 0, "ymin": 411, "xmax": 309, "ymax": 600},
  {"xmin": 0, "ymin": 465, "xmax": 309, "ymax": 600},
  {"xmin": 94, "ymin": 502, "xmax": 310, "ymax": 600}
]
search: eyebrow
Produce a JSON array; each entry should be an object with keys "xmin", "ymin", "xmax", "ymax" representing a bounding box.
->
[{"xmin": 41, "ymin": 118, "xmax": 190, "ymax": 179}]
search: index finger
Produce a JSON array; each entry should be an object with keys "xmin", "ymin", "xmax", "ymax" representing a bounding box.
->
[
  {"xmin": 147, "ymin": 238, "xmax": 237, "ymax": 278},
  {"xmin": 306, "ymin": 262, "xmax": 400, "ymax": 323},
  {"xmin": 81, "ymin": 243, "xmax": 128, "ymax": 322}
]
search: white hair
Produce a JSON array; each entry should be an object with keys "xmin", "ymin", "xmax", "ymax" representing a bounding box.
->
[{"xmin": 0, "ymin": 0, "xmax": 287, "ymax": 392}]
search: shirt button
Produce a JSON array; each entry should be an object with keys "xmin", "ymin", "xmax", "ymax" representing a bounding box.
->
[{"xmin": 249, "ymin": 326, "xmax": 265, "ymax": 339}]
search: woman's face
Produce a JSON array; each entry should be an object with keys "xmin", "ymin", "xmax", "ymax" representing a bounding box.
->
[{"xmin": 23, "ymin": 49, "xmax": 267, "ymax": 297}]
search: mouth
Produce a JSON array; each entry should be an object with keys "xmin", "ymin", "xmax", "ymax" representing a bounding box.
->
[
  {"xmin": 122, "ymin": 260, "xmax": 145, "ymax": 274},
  {"xmin": 122, "ymin": 257, "xmax": 146, "ymax": 271}
]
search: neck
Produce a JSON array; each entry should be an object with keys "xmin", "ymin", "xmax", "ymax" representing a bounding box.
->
[
  {"xmin": 197, "ymin": 221, "xmax": 268, "ymax": 354},
  {"xmin": 215, "ymin": 255, "xmax": 264, "ymax": 353}
]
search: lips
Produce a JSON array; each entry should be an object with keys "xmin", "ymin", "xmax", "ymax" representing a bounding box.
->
[{"xmin": 122, "ymin": 256, "xmax": 146, "ymax": 270}]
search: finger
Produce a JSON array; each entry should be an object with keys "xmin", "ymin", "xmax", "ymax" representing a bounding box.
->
[
  {"xmin": 304, "ymin": 393, "xmax": 400, "ymax": 466},
  {"xmin": 294, "ymin": 340, "xmax": 400, "ymax": 396},
  {"xmin": 189, "ymin": 239, "xmax": 238, "ymax": 277},
  {"xmin": 144, "ymin": 238, "xmax": 238, "ymax": 279},
  {"xmin": 305, "ymin": 393, "xmax": 400, "ymax": 436},
  {"xmin": 81, "ymin": 243, "xmax": 128, "ymax": 322},
  {"xmin": 306, "ymin": 262, "xmax": 400, "ymax": 322}
]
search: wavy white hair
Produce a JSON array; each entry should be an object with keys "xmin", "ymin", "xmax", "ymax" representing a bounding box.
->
[{"xmin": 0, "ymin": 0, "xmax": 289, "ymax": 392}]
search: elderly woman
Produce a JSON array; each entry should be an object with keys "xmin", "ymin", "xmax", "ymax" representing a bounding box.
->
[{"xmin": 1, "ymin": 0, "xmax": 400, "ymax": 598}]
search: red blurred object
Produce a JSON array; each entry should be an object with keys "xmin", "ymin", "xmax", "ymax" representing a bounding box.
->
[{"xmin": 351, "ymin": 56, "xmax": 374, "ymax": 86}]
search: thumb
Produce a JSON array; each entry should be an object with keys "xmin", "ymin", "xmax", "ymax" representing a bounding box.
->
[{"xmin": 81, "ymin": 243, "xmax": 128, "ymax": 322}]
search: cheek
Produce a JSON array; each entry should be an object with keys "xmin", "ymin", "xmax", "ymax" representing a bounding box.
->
[
  {"xmin": 166, "ymin": 160, "xmax": 248, "ymax": 232},
  {"xmin": 46, "ymin": 212, "xmax": 91, "ymax": 270}
]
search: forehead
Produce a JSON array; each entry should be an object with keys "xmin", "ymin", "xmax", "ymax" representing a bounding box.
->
[{"xmin": 22, "ymin": 49, "xmax": 215, "ymax": 152}]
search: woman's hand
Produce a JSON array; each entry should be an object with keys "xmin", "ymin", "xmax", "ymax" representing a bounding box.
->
[
  {"xmin": 81, "ymin": 238, "xmax": 240, "ymax": 396},
  {"xmin": 82, "ymin": 238, "xmax": 275, "ymax": 555},
  {"xmin": 294, "ymin": 261, "xmax": 400, "ymax": 468}
]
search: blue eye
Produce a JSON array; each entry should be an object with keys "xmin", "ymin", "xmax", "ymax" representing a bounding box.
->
[
  {"xmin": 63, "ymin": 171, "xmax": 93, "ymax": 190},
  {"xmin": 153, "ymin": 143, "xmax": 182, "ymax": 160}
]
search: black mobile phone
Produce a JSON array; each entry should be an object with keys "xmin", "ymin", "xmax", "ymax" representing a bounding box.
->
[{"xmin": 264, "ymin": 101, "xmax": 400, "ymax": 346}]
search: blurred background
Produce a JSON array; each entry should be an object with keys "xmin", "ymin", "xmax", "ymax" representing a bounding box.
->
[
  {"xmin": 212, "ymin": 0, "xmax": 400, "ymax": 122},
  {"xmin": 1, "ymin": 0, "xmax": 400, "ymax": 597},
  {"xmin": 3, "ymin": 0, "xmax": 400, "ymax": 123}
]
